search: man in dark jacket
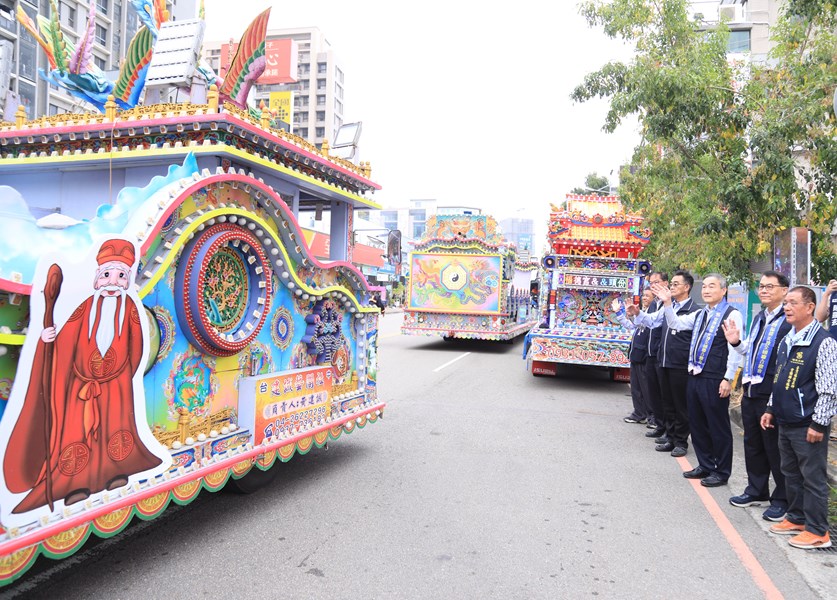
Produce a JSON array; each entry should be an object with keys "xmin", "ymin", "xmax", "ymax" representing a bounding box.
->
[
  {"xmin": 761, "ymin": 286, "xmax": 836, "ymax": 550},
  {"xmin": 630, "ymin": 270, "xmax": 700, "ymax": 457},
  {"xmin": 614, "ymin": 288, "xmax": 655, "ymax": 424}
]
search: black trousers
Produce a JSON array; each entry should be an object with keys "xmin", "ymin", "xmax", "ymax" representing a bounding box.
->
[
  {"xmin": 687, "ymin": 375, "xmax": 733, "ymax": 479},
  {"xmin": 742, "ymin": 394, "xmax": 786, "ymax": 505},
  {"xmin": 643, "ymin": 357, "xmax": 665, "ymax": 428},
  {"xmin": 629, "ymin": 359, "xmax": 653, "ymax": 419},
  {"xmin": 779, "ymin": 424, "xmax": 832, "ymax": 535},
  {"xmin": 659, "ymin": 366, "xmax": 690, "ymax": 448}
]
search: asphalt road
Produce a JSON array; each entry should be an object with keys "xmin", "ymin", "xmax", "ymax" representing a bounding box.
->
[{"xmin": 2, "ymin": 313, "xmax": 834, "ymax": 599}]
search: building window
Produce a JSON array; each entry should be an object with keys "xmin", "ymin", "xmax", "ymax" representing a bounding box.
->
[
  {"xmin": 95, "ymin": 23, "xmax": 107, "ymax": 46},
  {"xmin": 125, "ymin": 1, "xmax": 138, "ymax": 42},
  {"xmin": 18, "ymin": 79, "xmax": 36, "ymax": 118},
  {"xmin": 297, "ymin": 127, "xmax": 308, "ymax": 138},
  {"xmin": 336, "ymin": 68, "xmax": 344, "ymax": 84},
  {"xmin": 299, "ymin": 52, "xmax": 309, "ymax": 63},
  {"xmin": 60, "ymin": 1, "xmax": 76, "ymax": 27},
  {"xmin": 97, "ymin": 0, "xmax": 108, "ymax": 15},
  {"xmin": 317, "ymin": 78, "xmax": 326, "ymax": 90},
  {"xmin": 335, "ymin": 99, "xmax": 343, "ymax": 114},
  {"xmin": 299, "ymin": 79, "xmax": 309, "ymax": 90},
  {"xmin": 316, "ymin": 94, "xmax": 325, "ymax": 106},
  {"xmin": 728, "ymin": 29, "xmax": 751, "ymax": 52},
  {"xmin": 19, "ymin": 36, "xmax": 38, "ymax": 81},
  {"xmin": 0, "ymin": 10, "xmax": 15, "ymax": 32},
  {"xmin": 315, "ymin": 127, "xmax": 325, "ymax": 138},
  {"xmin": 317, "ymin": 62, "xmax": 327, "ymax": 74},
  {"xmin": 48, "ymin": 103, "xmax": 62, "ymax": 116},
  {"xmin": 381, "ymin": 211, "xmax": 398, "ymax": 232},
  {"xmin": 298, "ymin": 63, "xmax": 310, "ymax": 75},
  {"xmin": 316, "ymin": 110, "xmax": 325, "ymax": 122},
  {"xmin": 94, "ymin": 55, "xmax": 106, "ymax": 70}
]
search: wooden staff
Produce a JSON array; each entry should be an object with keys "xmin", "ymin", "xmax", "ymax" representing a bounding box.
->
[{"xmin": 41, "ymin": 264, "xmax": 63, "ymax": 511}]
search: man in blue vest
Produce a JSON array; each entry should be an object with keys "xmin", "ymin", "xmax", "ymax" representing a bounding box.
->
[
  {"xmin": 761, "ymin": 286, "xmax": 836, "ymax": 549},
  {"xmin": 629, "ymin": 270, "xmax": 699, "ymax": 457},
  {"xmin": 722, "ymin": 271, "xmax": 791, "ymax": 521},
  {"xmin": 652, "ymin": 274, "xmax": 743, "ymax": 486}
]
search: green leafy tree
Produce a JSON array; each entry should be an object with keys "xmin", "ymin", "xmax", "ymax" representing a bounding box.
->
[
  {"xmin": 572, "ymin": 0, "xmax": 837, "ymax": 282},
  {"xmin": 570, "ymin": 172, "xmax": 611, "ymax": 195}
]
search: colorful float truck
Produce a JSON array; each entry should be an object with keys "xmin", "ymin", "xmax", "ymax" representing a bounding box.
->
[
  {"xmin": 0, "ymin": 3, "xmax": 385, "ymax": 584},
  {"xmin": 401, "ymin": 214, "xmax": 539, "ymax": 341},
  {"xmin": 523, "ymin": 195, "xmax": 651, "ymax": 379}
]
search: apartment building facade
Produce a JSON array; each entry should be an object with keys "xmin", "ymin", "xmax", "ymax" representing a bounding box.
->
[
  {"xmin": 0, "ymin": 0, "xmax": 194, "ymax": 119},
  {"xmin": 203, "ymin": 26, "xmax": 345, "ymax": 148},
  {"xmin": 689, "ymin": 0, "xmax": 781, "ymax": 61}
]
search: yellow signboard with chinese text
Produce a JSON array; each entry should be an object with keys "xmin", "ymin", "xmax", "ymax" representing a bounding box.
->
[{"xmin": 269, "ymin": 91, "xmax": 294, "ymax": 125}]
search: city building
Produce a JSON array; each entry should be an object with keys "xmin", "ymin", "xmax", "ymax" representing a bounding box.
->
[
  {"xmin": 202, "ymin": 26, "xmax": 345, "ymax": 148},
  {"xmin": 498, "ymin": 217, "xmax": 535, "ymax": 256},
  {"xmin": 689, "ymin": 0, "xmax": 781, "ymax": 63},
  {"xmin": 0, "ymin": 0, "xmax": 195, "ymax": 119}
]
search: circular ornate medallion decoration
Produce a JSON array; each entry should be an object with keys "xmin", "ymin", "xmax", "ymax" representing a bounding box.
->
[
  {"xmin": 160, "ymin": 206, "xmax": 182, "ymax": 234},
  {"xmin": 107, "ymin": 430, "xmax": 134, "ymax": 461},
  {"xmin": 143, "ymin": 306, "xmax": 161, "ymax": 374},
  {"xmin": 271, "ymin": 306, "xmax": 294, "ymax": 350},
  {"xmin": 59, "ymin": 443, "xmax": 90, "ymax": 476},
  {"xmin": 175, "ymin": 223, "xmax": 272, "ymax": 356},
  {"xmin": 154, "ymin": 306, "xmax": 175, "ymax": 362}
]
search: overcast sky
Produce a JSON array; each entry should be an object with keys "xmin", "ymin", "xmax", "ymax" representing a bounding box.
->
[{"xmin": 202, "ymin": 1, "xmax": 640, "ymax": 244}]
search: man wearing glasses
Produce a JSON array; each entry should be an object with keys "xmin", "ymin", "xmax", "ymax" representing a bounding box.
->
[
  {"xmin": 760, "ymin": 286, "xmax": 836, "ymax": 549},
  {"xmin": 722, "ymin": 272, "xmax": 791, "ymax": 521},
  {"xmin": 628, "ymin": 270, "xmax": 699, "ymax": 457},
  {"xmin": 651, "ymin": 274, "xmax": 743, "ymax": 487}
]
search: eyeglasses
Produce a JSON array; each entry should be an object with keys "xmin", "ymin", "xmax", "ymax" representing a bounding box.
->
[
  {"xmin": 669, "ymin": 282, "xmax": 684, "ymax": 288},
  {"xmin": 758, "ymin": 284, "xmax": 786, "ymax": 291},
  {"xmin": 782, "ymin": 300, "xmax": 812, "ymax": 307}
]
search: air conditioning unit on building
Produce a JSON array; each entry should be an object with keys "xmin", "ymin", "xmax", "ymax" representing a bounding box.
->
[
  {"xmin": 718, "ymin": 3, "xmax": 745, "ymax": 23},
  {"xmin": 0, "ymin": 41, "xmax": 12, "ymax": 95}
]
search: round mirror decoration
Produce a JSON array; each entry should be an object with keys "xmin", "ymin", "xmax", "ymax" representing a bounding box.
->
[{"xmin": 175, "ymin": 223, "xmax": 273, "ymax": 356}]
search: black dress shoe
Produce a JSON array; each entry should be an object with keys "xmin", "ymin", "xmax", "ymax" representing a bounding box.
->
[
  {"xmin": 645, "ymin": 428, "xmax": 665, "ymax": 438},
  {"xmin": 683, "ymin": 466, "xmax": 709, "ymax": 479},
  {"xmin": 700, "ymin": 475, "xmax": 728, "ymax": 487},
  {"xmin": 654, "ymin": 436, "xmax": 671, "ymax": 444},
  {"xmin": 670, "ymin": 446, "xmax": 687, "ymax": 458},
  {"xmin": 655, "ymin": 442, "xmax": 674, "ymax": 452}
]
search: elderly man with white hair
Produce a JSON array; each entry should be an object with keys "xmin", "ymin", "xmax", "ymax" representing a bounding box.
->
[{"xmin": 651, "ymin": 274, "xmax": 743, "ymax": 487}]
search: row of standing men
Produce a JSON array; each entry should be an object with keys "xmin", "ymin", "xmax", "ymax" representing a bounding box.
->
[{"xmin": 616, "ymin": 271, "xmax": 836, "ymax": 550}]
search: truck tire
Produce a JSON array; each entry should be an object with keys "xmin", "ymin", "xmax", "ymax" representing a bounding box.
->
[{"xmin": 227, "ymin": 463, "xmax": 279, "ymax": 494}]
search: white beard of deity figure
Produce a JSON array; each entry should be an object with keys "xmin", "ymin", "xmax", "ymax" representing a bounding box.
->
[{"xmin": 89, "ymin": 261, "xmax": 131, "ymax": 356}]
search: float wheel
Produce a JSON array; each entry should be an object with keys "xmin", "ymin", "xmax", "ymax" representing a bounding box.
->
[{"xmin": 226, "ymin": 463, "xmax": 279, "ymax": 494}]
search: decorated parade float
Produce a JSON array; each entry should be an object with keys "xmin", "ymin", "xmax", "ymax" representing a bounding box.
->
[
  {"xmin": 523, "ymin": 195, "xmax": 651, "ymax": 379},
  {"xmin": 401, "ymin": 213, "xmax": 539, "ymax": 341},
  {"xmin": 0, "ymin": 1, "xmax": 385, "ymax": 584}
]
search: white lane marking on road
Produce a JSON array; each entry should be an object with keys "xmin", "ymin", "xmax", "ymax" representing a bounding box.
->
[{"xmin": 433, "ymin": 352, "xmax": 471, "ymax": 373}]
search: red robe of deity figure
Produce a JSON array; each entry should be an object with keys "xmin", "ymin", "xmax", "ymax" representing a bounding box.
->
[{"xmin": 4, "ymin": 239, "xmax": 163, "ymax": 513}]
